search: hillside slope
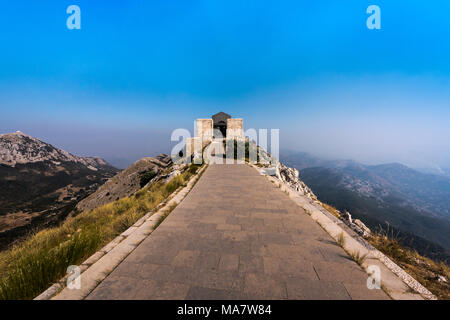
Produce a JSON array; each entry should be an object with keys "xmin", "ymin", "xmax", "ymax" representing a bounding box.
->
[
  {"xmin": 0, "ymin": 132, "xmax": 119, "ymax": 249},
  {"xmin": 300, "ymin": 166, "xmax": 450, "ymax": 263},
  {"xmin": 76, "ymin": 154, "xmax": 172, "ymax": 212}
]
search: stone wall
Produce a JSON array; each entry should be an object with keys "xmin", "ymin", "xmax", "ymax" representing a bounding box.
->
[
  {"xmin": 195, "ymin": 119, "xmax": 213, "ymax": 142},
  {"xmin": 226, "ymin": 118, "xmax": 244, "ymax": 139},
  {"xmin": 185, "ymin": 137, "xmax": 202, "ymax": 156}
]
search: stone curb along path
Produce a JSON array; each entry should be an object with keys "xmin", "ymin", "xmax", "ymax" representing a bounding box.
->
[
  {"xmin": 34, "ymin": 164, "xmax": 208, "ymax": 300},
  {"xmin": 252, "ymin": 164, "xmax": 436, "ymax": 300}
]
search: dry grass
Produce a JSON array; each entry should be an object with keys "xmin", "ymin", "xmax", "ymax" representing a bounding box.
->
[
  {"xmin": 369, "ymin": 232, "xmax": 450, "ymax": 300},
  {"xmin": 0, "ymin": 163, "xmax": 202, "ymax": 300},
  {"xmin": 349, "ymin": 250, "xmax": 368, "ymax": 266},
  {"xmin": 336, "ymin": 232, "xmax": 346, "ymax": 247},
  {"xmin": 321, "ymin": 203, "xmax": 341, "ymax": 218},
  {"xmin": 319, "ymin": 202, "xmax": 450, "ymax": 299}
]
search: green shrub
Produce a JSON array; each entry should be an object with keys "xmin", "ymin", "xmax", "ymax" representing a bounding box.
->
[
  {"xmin": 188, "ymin": 164, "xmax": 200, "ymax": 175},
  {"xmin": 139, "ymin": 170, "xmax": 158, "ymax": 187},
  {"xmin": 224, "ymin": 139, "xmax": 259, "ymax": 162}
]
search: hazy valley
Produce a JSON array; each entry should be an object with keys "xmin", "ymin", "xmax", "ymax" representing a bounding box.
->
[{"xmin": 281, "ymin": 151, "xmax": 450, "ymax": 263}]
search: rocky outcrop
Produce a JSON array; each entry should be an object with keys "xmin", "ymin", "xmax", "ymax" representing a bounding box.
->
[
  {"xmin": 254, "ymin": 143, "xmax": 317, "ymax": 201},
  {"xmin": 0, "ymin": 131, "xmax": 112, "ymax": 169},
  {"xmin": 275, "ymin": 162, "xmax": 317, "ymax": 201},
  {"xmin": 341, "ymin": 210, "xmax": 372, "ymax": 238},
  {"xmin": 76, "ymin": 154, "xmax": 173, "ymax": 212}
]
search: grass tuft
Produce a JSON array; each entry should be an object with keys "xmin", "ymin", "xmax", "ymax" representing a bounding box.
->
[
  {"xmin": 321, "ymin": 203, "xmax": 341, "ymax": 218},
  {"xmin": 349, "ymin": 250, "xmax": 368, "ymax": 266},
  {"xmin": 336, "ymin": 232, "xmax": 346, "ymax": 247}
]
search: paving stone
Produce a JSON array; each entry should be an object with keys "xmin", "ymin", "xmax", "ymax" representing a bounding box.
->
[
  {"xmin": 258, "ymin": 232, "xmax": 293, "ymax": 245},
  {"xmin": 86, "ymin": 276, "xmax": 139, "ymax": 300},
  {"xmin": 216, "ymin": 224, "xmax": 241, "ymax": 231},
  {"xmin": 238, "ymin": 254, "xmax": 264, "ymax": 274},
  {"xmin": 263, "ymin": 256, "xmax": 318, "ymax": 279},
  {"xmin": 194, "ymin": 252, "xmax": 221, "ymax": 272},
  {"xmin": 222, "ymin": 230, "xmax": 255, "ymax": 242},
  {"xmin": 286, "ymin": 276, "xmax": 351, "ymax": 300},
  {"xmin": 110, "ymin": 261, "xmax": 159, "ymax": 279},
  {"xmin": 134, "ymin": 280, "xmax": 190, "ymax": 300},
  {"xmin": 219, "ymin": 254, "xmax": 239, "ymax": 271},
  {"xmin": 86, "ymin": 164, "xmax": 389, "ymax": 300},
  {"xmin": 188, "ymin": 222, "xmax": 218, "ymax": 233},
  {"xmin": 185, "ymin": 286, "xmax": 246, "ymax": 300},
  {"xmin": 194, "ymin": 270, "xmax": 244, "ymax": 292},
  {"xmin": 173, "ymin": 250, "xmax": 201, "ymax": 268},
  {"xmin": 313, "ymin": 261, "xmax": 368, "ymax": 283},
  {"xmin": 143, "ymin": 265, "xmax": 201, "ymax": 285},
  {"xmin": 343, "ymin": 282, "xmax": 389, "ymax": 300},
  {"xmin": 243, "ymin": 273, "xmax": 287, "ymax": 299}
]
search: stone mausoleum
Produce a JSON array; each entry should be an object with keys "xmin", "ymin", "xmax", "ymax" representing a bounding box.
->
[
  {"xmin": 186, "ymin": 112, "xmax": 244, "ymax": 157},
  {"xmin": 196, "ymin": 112, "xmax": 243, "ymax": 140}
]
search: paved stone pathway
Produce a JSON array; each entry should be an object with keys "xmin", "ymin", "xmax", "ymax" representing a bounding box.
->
[{"xmin": 87, "ymin": 164, "xmax": 389, "ymax": 300}]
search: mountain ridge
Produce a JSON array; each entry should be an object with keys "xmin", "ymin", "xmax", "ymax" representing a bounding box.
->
[
  {"xmin": 282, "ymin": 152, "xmax": 450, "ymax": 220},
  {"xmin": 281, "ymin": 151, "xmax": 450, "ymax": 262},
  {"xmin": 0, "ymin": 131, "xmax": 109, "ymax": 169},
  {"xmin": 0, "ymin": 131, "xmax": 119, "ymax": 250}
]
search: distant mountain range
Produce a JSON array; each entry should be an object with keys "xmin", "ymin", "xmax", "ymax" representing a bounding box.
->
[
  {"xmin": 281, "ymin": 151, "xmax": 450, "ymax": 262},
  {"xmin": 0, "ymin": 131, "xmax": 119, "ymax": 249}
]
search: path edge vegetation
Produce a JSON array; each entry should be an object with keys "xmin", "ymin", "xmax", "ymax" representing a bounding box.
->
[
  {"xmin": 0, "ymin": 162, "xmax": 205, "ymax": 300},
  {"xmin": 310, "ymin": 199, "xmax": 449, "ymax": 299}
]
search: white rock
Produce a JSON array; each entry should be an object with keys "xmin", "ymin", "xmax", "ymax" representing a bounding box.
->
[
  {"xmin": 354, "ymin": 219, "xmax": 371, "ymax": 235},
  {"xmin": 343, "ymin": 211, "xmax": 353, "ymax": 224}
]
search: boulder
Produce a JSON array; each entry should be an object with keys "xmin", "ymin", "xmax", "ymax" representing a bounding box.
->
[
  {"xmin": 343, "ymin": 211, "xmax": 353, "ymax": 224},
  {"xmin": 436, "ymin": 275, "xmax": 447, "ymax": 283},
  {"xmin": 354, "ymin": 219, "xmax": 371, "ymax": 237}
]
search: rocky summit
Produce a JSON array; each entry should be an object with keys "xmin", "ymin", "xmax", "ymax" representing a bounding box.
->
[
  {"xmin": 0, "ymin": 131, "xmax": 109, "ymax": 169},
  {"xmin": 76, "ymin": 154, "xmax": 174, "ymax": 212}
]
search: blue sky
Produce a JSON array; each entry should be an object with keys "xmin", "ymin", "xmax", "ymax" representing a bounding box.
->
[{"xmin": 1, "ymin": 1, "xmax": 449, "ymax": 169}]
